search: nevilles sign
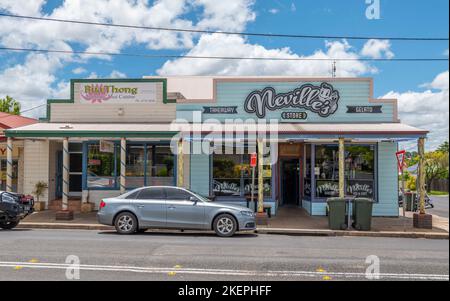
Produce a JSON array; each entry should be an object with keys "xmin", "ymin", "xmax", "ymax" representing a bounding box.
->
[{"xmin": 244, "ymin": 82, "xmax": 340, "ymax": 118}]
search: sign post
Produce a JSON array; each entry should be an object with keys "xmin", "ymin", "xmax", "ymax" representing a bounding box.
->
[
  {"xmin": 250, "ymin": 153, "xmax": 257, "ymax": 212},
  {"xmin": 396, "ymin": 150, "xmax": 407, "ymax": 217}
]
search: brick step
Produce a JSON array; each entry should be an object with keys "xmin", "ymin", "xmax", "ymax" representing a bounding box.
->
[{"xmin": 48, "ymin": 199, "xmax": 82, "ymax": 212}]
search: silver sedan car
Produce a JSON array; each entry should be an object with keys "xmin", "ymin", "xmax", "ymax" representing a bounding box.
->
[{"xmin": 97, "ymin": 186, "xmax": 256, "ymax": 237}]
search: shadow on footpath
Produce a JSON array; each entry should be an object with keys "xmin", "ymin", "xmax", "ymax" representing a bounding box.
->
[{"xmin": 96, "ymin": 230, "xmax": 258, "ymax": 238}]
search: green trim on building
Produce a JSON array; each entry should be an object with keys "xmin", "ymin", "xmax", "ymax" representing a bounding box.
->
[{"xmin": 5, "ymin": 130, "xmax": 179, "ymax": 138}]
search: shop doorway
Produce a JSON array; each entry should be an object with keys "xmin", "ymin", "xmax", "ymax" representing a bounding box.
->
[{"xmin": 280, "ymin": 159, "xmax": 301, "ymax": 206}]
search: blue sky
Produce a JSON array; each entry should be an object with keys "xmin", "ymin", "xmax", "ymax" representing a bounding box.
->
[{"xmin": 0, "ymin": 0, "xmax": 448, "ymax": 149}]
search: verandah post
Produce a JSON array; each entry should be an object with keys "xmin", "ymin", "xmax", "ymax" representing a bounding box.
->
[
  {"xmin": 338, "ymin": 137, "xmax": 345, "ymax": 198},
  {"xmin": 120, "ymin": 137, "xmax": 126, "ymax": 194},
  {"xmin": 257, "ymin": 138, "xmax": 264, "ymax": 213},
  {"xmin": 177, "ymin": 138, "xmax": 184, "ymax": 188},
  {"xmin": 418, "ymin": 137, "xmax": 426, "ymax": 215},
  {"xmin": 62, "ymin": 137, "xmax": 69, "ymax": 211},
  {"xmin": 6, "ymin": 137, "xmax": 13, "ymax": 192}
]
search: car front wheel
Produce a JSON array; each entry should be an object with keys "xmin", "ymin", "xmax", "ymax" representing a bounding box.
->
[
  {"xmin": 0, "ymin": 221, "xmax": 20, "ymax": 230},
  {"xmin": 114, "ymin": 212, "xmax": 138, "ymax": 234},
  {"xmin": 213, "ymin": 214, "xmax": 237, "ymax": 237}
]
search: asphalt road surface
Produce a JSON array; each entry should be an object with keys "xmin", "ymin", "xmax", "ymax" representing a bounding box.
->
[
  {"xmin": 428, "ymin": 195, "xmax": 449, "ymax": 218},
  {"xmin": 0, "ymin": 229, "xmax": 448, "ymax": 281}
]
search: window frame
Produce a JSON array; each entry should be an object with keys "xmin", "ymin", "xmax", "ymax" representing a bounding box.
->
[
  {"xmin": 83, "ymin": 141, "xmax": 175, "ymax": 191},
  {"xmin": 309, "ymin": 143, "xmax": 378, "ymax": 203}
]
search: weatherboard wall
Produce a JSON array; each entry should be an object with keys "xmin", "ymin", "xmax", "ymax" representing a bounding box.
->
[{"xmin": 176, "ymin": 80, "xmax": 396, "ymax": 123}]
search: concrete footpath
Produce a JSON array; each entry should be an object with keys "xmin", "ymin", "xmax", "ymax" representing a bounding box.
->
[{"xmin": 15, "ymin": 209, "xmax": 449, "ymax": 240}]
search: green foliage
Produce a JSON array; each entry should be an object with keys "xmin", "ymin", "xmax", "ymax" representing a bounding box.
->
[
  {"xmin": 437, "ymin": 141, "xmax": 449, "ymax": 153},
  {"xmin": 406, "ymin": 176, "xmax": 417, "ymax": 191},
  {"xmin": 424, "ymin": 151, "xmax": 449, "ymax": 191},
  {"xmin": 0, "ymin": 95, "xmax": 21, "ymax": 115},
  {"xmin": 32, "ymin": 181, "xmax": 48, "ymax": 203}
]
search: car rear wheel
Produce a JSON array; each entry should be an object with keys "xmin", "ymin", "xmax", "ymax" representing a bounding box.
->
[
  {"xmin": 0, "ymin": 221, "xmax": 19, "ymax": 230},
  {"xmin": 114, "ymin": 212, "xmax": 138, "ymax": 234},
  {"xmin": 213, "ymin": 214, "xmax": 237, "ymax": 237}
]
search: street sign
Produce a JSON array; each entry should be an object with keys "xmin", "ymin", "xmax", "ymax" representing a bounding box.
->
[
  {"xmin": 250, "ymin": 153, "xmax": 257, "ymax": 167},
  {"xmin": 396, "ymin": 150, "xmax": 406, "ymax": 172}
]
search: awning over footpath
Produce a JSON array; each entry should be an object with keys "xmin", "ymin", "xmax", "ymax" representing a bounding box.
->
[{"xmin": 6, "ymin": 122, "xmax": 428, "ymax": 140}]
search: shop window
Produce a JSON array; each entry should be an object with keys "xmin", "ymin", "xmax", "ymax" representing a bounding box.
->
[
  {"xmin": 304, "ymin": 144, "xmax": 312, "ymax": 198},
  {"xmin": 213, "ymin": 144, "xmax": 272, "ymax": 198},
  {"xmin": 314, "ymin": 145, "xmax": 340, "ymax": 198},
  {"xmin": 87, "ymin": 144, "xmax": 117, "ymax": 189},
  {"xmin": 314, "ymin": 144, "xmax": 376, "ymax": 199},
  {"xmin": 0, "ymin": 159, "xmax": 18, "ymax": 192},
  {"xmin": 126, "ymin": 145, "xmax": 145, "ymax": 188},
  {"xmin": 345, "ymin": 145, "xmax": 375, "ymax": 199},
  {"xmin": 146, "ymin": 145, "xmax": 174, "ymax": 187}
]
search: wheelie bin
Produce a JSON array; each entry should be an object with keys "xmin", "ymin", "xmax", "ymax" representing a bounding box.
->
[
  {"xmin": 326, "ymin": 198, "xmax": 347, "ymax": 230},
  {"xmin": 352, "ymin": 198, "xmax": 374, "ymax": 231}
]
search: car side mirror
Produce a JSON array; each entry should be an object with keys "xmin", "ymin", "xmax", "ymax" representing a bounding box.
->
[{"xmin": 189, "ymin": 196, "xmax": 198, "ymax": 204}]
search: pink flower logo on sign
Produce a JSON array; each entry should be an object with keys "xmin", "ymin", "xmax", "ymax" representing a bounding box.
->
[{"xmin": 81, "ymin": 84, "xmax": 113, "ymax": 104}]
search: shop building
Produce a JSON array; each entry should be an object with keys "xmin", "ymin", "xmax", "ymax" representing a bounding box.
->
[
  {"xmin": 0, "ymin": 112, "xmax": 37, "ymax": 192},
  {"xmin": 5, "ymin": 77, "xmax": 428, "ymax": 216}
]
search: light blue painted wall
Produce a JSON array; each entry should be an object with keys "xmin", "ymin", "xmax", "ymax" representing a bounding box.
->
[
  {"xmin": 177, "ymin": 80, "xmax": 395, "ymax": 123},
  {"xmin": 373, "ymin": 141, "xmax": 399, "ymax": 217},
  {"xmin": 302, "ymin": 199, "xmax": 312, "ymax": 215},
  {"xmin": 189, "ymin": 141, "xmax": 210, "ymax": 196}
]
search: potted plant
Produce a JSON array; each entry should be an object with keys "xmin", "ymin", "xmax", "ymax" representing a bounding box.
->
[{"xmin": 32, "ymin": 181, "xmax": 48, "ymax": 211}]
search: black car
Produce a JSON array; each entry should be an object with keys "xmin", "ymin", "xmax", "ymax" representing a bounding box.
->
[{"xmin": 0, "ymin": 191, "xmax": 34, "ymax": 230}]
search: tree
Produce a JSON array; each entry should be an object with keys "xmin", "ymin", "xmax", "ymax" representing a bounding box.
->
[
  {"xmin": 437, "ymin": 141, "xmax": 449, "ymax": 153},
  {"xmin": 424, "ymin": 151, "xmax": 449, "ymax": 192},
  {"xmin": 0, "ymin": 95, "xmax": 21, "ymax": 115}
]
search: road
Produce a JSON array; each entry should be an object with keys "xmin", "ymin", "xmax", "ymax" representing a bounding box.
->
[
  {"xmin": 0, "ymin": 229, "xmax": 448, "ymax": 281},
  {"xmin": 428, "ymin": 195, "xmax": 449, "ymax": 218}
]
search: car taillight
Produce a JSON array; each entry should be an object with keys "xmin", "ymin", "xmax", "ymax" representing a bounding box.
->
[{"xmin": 99, "ymin": 200, "xmax": 106, "ymax": 209}]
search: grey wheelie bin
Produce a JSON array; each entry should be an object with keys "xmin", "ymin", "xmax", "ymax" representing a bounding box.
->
[
  {"xmin": 326, "ymin": 198, "xmax": 347, "ymax": 230},
  {"xmin": 352, "ymin": 198, "xmax": 373, "ymax": 231}
]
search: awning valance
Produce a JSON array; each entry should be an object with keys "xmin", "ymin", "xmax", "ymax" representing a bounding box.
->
[{"xmin": 6, "ymin": 122, "xmax": 428, "ymax": 140}]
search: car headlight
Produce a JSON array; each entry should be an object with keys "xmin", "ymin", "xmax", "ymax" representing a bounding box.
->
[{"xmin": 240, "ymin": 210, "xmax": 255, "ymax": 217}]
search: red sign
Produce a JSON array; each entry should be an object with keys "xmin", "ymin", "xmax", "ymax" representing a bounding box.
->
[
  {"xmin": 396, "ymin": 150, "xmax": 406, "ymax": 172},
  {"xmin": 250, "ymin": 153, "xmax": 257, "ymax": 167}
]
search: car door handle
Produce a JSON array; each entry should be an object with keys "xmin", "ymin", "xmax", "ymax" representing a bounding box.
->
[
  {"xmin": 168, "ymin": 206, "xmax": 176, "ymax": 210},
  {"xmin": 137, "ymin": 205, "xmax": 145, "ymax": 209}
]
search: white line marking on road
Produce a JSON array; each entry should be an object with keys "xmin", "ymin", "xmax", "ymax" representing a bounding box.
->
[{"xmin": 0, "ymin": 261, "xmax": 447, "ymax": 280}]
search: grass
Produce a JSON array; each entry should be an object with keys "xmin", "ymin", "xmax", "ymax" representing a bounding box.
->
[{"xmin": 429, "ymin": 190, "xmax": 449, "ymax": 196}]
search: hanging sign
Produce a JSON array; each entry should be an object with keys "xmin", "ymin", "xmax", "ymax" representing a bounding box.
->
[
  {"xmin": 100, "ymin": 140, "xmax": 115, "ymax": 153},
  {"xmin": 396, "ymin": 150, "xmax": 407, "ymax": 172},
  {"xmin": 347, "ymin": 105, "xmax": 383, "ymax": 113}
]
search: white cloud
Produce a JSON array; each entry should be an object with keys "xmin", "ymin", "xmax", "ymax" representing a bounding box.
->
[
  {"xmin": 383, "ymin": 71, "xmax": 449, "ymax": 150},
  {"xmin": 0, "ymin": 53, "xmax": 69, "ymax": 117},
  {"xmin": 361, "ymin": 39, "xmax": 394, "ymax": 59},
  {"xmin": 0, "ymin": 0, "xmax": 257, "ymax": 117},
  {"xmin": 72, "ymin": 67, "xmax": 87, "ymax": 75},
  {"xmin": 193, "ymin": 0, "xmax": 256, "ymax": 32},
  {"xmin": 0, "ymin": 0, "xmax": 46, "ymax": 15},
  {"xmin": 109, "ymin": 70, "xmax": 127, "ymax": 79},
  {"xmin": 158, "ymin": 34, "xmax": 376, "ymax": 77}
]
